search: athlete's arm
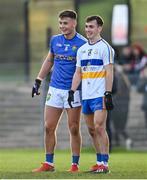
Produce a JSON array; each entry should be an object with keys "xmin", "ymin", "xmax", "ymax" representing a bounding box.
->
[
  {"xmin": 37, "ymin": 51, "xmax": 54, "ymax": 80},
  {"xmin": 104, "ymin": 63, "xmax": 114, "ymax": 110},
  {"xmin": 32, "ymin": 52, "xmax": 54, "ymax": 98},
  {"xmin": 71, "ymin": 66, "xmax": 82, "ymax": 91},
  {"xmin": 104, "ymin": 64, "xmax": 113, "ymax": 92},
  {"xmin": 68, "ymin": 67, "xmax": 82, "ymax": 108}
]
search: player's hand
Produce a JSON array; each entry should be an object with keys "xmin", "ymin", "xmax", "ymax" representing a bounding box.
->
[
  {"xmin": 68, "ymin": 90, "xmax": 74, "ymax": 108},
  {"xmin": 32, "ymin": 79, "xmax": 42, "ymax": 98},
  {"xmin": 104, "ymin": 91, "xmax": 114, "ymax": 110}
]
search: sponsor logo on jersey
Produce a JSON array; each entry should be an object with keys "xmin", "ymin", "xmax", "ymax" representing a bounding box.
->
[
  {"xmin": 54, "ymin": 54, "xmax": 76, "ymax": 61},
  {"xmin": 82, "ymin": 66, "xmax": 98, "ymax": 72}
]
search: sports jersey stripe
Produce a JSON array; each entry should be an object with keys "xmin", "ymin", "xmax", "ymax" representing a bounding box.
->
[
  {"xmin": 81, "ymin": 59, "xmax": 103, "ymax": 66},
  {"xmin": 108, "ymin": 45, "xmax": 113, "ymax": 63},
  {"xmin": 109, "ymin": 47, "xmax": 114, "ymax": 63},
  {"xmin": 76, "ymin": 33, "xmax": 87, "ymax": 41},
  {"xmin": 102, "ymin": 39, "xmax": 114, "ymax": 63},
  {"xmin": 82, "ymin": 71, "xmax": 106, "ymax": 79}
]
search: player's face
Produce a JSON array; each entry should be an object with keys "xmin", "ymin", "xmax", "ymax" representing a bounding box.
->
[
  {"xmin": 85, "ymin": 20, "xmax": 102, "ymax": 40},
  {"xmin": 59, "ymin": 17, "xmax": 76, "ymax": 36}
]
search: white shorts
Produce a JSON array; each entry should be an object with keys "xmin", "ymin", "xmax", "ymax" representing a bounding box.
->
[{"xmin": 45, "ymin": 86, "xmax": 82, "ymax": 108}]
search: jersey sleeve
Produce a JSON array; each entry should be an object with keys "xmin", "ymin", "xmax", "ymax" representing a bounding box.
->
[
  {"xmin": 103, "ymin": 45, "xmax": 115, "ymax": 65},
  {"xmin": 76, "ymin": 49, "xmax": 81, "ymax": 67}
]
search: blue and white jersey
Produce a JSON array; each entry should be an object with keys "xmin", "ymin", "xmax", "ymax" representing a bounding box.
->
[
  {"xmin": 49, "ymin": 33, "xmax": 87, "ymax": 90},
  {"xmin": 76, "ymin": 39, "xmax": 115, "ymax": 100}
]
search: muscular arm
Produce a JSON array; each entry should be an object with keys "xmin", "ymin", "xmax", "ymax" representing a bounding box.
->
[
  {"xmin": 37, "ymin": 52, "xmax": 54, "ymax": 80},
  {"xmin": 71, "ymin": 67, "xmax": 82, "ymax": 91},
  {"xmin": 104, "ymin": 64, "xmax": 114, "ymax": 92}
]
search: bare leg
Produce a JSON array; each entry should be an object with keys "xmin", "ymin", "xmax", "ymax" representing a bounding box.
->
[
  {"xmin": 84, "ymin": 113, "xmax": 100, "ymax": 153},
  {"xmin": 94, "ymin": 110, "xmax": 109, "ymax": 154},
  {"xmin": 44, "ymin": 105, "xmax": 63, "ymax": 153},
  {"xmin": 66, "ymin": 107, "xmax": 81, "ymax": 155}
]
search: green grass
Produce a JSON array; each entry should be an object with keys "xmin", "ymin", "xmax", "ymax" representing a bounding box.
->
[{"xmin": 0, "ymin": 148, "xmax": 147, "ymax": 179}]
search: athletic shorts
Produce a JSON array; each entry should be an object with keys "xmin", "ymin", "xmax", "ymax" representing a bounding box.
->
[
  {"xmin": 45, "ymin": 86, "xmax": 81, "ymax": 108},
  {"xmin": 82, "ymin": 97, "xmax": 104, "ymax": 114}
]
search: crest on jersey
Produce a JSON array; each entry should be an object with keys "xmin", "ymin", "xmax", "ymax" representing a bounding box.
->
[
  {"xmin": 72, "ymin": 45, "xmax": 77, "ymax": 52},
  {"xmin": 94, "ymin": 49, "xmax": 98, "ymax": 54}
]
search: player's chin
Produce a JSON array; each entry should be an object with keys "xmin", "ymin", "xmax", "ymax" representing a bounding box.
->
[
  {"xmin": 61, "ymin": 30, "xmax": 68, "ymax": 35},
  {"xmin": 86, "ymin": 33, "xmax": 92, "ymax": 39}
]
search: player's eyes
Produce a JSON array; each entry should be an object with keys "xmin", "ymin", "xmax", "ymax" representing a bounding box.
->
[
  {"xmin": 85, "ymin": 25, "xmax": 94, "ymax": 29},
  {"xmin": 59, "ymin": 22, "xmax": 68, "ymax": 26},
  {"xmin": 63, "ymin": 22, "xmax": 68, "ymax": 25}
]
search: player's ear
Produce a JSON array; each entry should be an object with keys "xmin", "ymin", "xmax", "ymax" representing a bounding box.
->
[
  {"xmin": 98, "ymin": 26, "xmax": 103, "ymax": 32},
  {"xmin": 73, "ymin": 19, "xmax": 77, "ymax": 28}
]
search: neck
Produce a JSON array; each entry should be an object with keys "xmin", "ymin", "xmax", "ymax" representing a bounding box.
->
[
  {"xmin": 64, "ymin": 30, "xmax": 76, "ymax": 39},
  {"xmin": 89, "ymin": 35, "xmax": 101, "ymax": 44}
]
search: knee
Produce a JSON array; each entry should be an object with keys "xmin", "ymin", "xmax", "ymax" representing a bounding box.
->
[
  {"xmin": 44, "ymin": 122, "xmax": 55, "ymax": 135},
  {"xmin": 88, "ymin": 127, "xmax": 95, "ymax": 138},
  {"xmin": 70, "ymin": 125, "xmax": 79, "ymax": 136},
  {"xmin": 95, "ymin": 125, "xmax": 105, "ymax": 136}
]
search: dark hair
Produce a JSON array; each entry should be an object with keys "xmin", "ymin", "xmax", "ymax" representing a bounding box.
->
[
  {"xmin": 59, "ymin": 10, "xmax": 77, "ymax": 19},
  {"xmin": 86, "ymin": 15, "xmax": 104, "ymax": 26}
]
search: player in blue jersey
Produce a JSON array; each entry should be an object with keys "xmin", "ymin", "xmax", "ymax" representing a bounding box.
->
[{"xmin": 32, "ymin": 10, "xmax": 87, "ymax": 172}]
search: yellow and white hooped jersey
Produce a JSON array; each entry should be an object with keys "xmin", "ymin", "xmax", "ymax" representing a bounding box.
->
[{"xmin": 76, "ymin": 39, "xmax": 114, "ymax": 100}]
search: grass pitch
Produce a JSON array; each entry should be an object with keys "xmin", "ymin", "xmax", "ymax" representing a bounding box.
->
[{"xmin": 0, "ymin": 148, "xmax": 147, "ymax": 179}]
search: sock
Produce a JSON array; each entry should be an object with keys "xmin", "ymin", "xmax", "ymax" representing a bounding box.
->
[
  {"xmin": 101, "ymin": 154, "xmax": 109, "ymax": 166},
  {"xmin": 72, "ymin": 155, "xmax": 80, "ymax": 165},
  {"xmin": 46, "ymin": 153, "xmax": 54, "ymax": 165},
  {"xmin": 96, "ymin": 153, "xmax": 102, "ymax": 165}
]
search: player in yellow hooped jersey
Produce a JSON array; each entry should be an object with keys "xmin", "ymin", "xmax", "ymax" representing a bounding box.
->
[
  {"xmin": 77, "ymin": 38, "xmax": 114, "ymax": 100},
  {"xmin": 68, "ymin": 15, "xmax": 114, "ymax": 173}
]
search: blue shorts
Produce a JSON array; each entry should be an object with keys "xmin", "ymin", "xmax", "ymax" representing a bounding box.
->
[{"xmin": 82, "ymin": 97, "xmax": 104, "ymax": 114}]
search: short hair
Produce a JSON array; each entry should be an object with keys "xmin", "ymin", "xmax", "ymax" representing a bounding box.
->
[
  {"xmin": 59, "ymin": 10, "xmax": 77, "ymax": 19},
  {"xmin": 86, "ymin": 15, "xmax": 104, "ymax": 26}
]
